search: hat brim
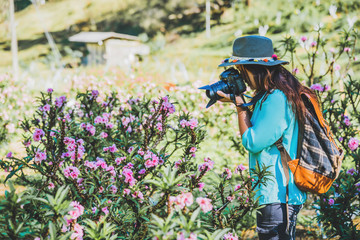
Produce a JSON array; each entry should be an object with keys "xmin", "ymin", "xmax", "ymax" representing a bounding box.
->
[{"xmin": 218, "ymin": 59, "xmax": 289, "ymax": 67}]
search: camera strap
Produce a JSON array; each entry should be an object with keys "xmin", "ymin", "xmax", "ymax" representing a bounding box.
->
[{"xmin": 233, "ymin": 90, "xmax": 267, "ymax": 109}]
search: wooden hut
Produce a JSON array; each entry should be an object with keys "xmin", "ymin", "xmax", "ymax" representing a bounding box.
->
[{"xmin": 69, "ymin": 32, "xmax": 149, "ymax": 67}]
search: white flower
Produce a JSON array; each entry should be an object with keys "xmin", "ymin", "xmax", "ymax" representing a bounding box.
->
[
  {"xmin": 258, "ymin": 25, "xmax": 269, "ymax": 36},
  {"xmin": 289, "ymin": 28, "xmax": 295, "ymax": 36},
  {"xmin": 329, "ymin": 5, "xmax": 337, "ymax": 19},
  {"xmin": 234, "ymin": 29, "xmax": 243, "ymax": 37},
  {"xmin": 347, "ymin": 16, "xmax": 357, "ymax": 29},
  {"xmin": 314, "ymin": 23, "xmax": 324, "ymax": 31},
  {"xmin": 276, "ymin": 11, "xmax": 282, "ymax": 25}
]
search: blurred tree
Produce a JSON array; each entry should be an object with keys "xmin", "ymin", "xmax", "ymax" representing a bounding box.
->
[{"xmin": 14, "ymin": 0, "xmax": 32, "ymax": 12}]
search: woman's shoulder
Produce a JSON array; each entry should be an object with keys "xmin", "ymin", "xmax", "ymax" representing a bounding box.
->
[
  {"xmin": 263, "ymin": 89, "xmax": 287, "ymax": 103},
  {"xmin": 269, "ymin": 89, "xmax": 286, "ymax": 98}
]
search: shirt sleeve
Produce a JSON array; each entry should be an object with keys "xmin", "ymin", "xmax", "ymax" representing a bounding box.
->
[{"xmin": 242, "ymin": 90, "xmax": 291, "ymax": 153}]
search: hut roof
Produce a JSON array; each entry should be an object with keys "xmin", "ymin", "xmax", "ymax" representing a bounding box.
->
[{"xmin": 69, "ymin": 32, "xmax": 139, "ymax": 43}]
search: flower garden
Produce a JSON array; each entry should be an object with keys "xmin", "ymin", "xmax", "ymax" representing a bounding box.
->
[{"xmin": 0, "ymin": 0, "xmax": 360, "ymax": 239}]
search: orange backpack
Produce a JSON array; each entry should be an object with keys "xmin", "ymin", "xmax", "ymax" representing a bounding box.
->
[
  {"xmin": 274, "ymin": 92, "xmax": 344, "ymax": 234},
  {"xmin": 275, "ymin": 92, "xmax": 344, "ymax": 195}
]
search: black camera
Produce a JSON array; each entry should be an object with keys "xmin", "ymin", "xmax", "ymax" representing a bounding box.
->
[{"xmin": 199, "ymin": 67, "xmax": 247, "ymax": 108}]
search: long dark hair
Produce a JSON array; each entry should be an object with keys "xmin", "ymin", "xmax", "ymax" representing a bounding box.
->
[{"xmin": 238, "ymin": 64, "xmax": 317, "ymax": 125}]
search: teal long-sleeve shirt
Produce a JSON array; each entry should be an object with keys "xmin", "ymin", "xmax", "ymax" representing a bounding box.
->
[{"xmin": 241, "ymin": 89, "xmax": 307, "ymax": 206}]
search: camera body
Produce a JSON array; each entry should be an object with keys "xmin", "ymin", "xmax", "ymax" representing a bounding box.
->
[{"xmin": 199, "ymin": 67, "xmax": 247, "ymax": 108}]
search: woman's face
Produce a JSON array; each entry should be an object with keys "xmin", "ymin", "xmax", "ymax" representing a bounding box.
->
[{"xmin": 236, "ymin": 65, "xmax": 257, "ymax": 90}]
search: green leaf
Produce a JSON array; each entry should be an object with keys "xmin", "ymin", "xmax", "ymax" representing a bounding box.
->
[{"xmin": 49, "ymin": 222, "xmax": 57, "ymax": 240}]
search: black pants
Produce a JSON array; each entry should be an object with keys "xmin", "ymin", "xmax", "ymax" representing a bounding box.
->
[{"xmin": 256, "ymin": 203, "xmax": 303, "ymax": 240}]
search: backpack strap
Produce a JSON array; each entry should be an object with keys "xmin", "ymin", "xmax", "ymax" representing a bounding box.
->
[
  {"xmin": 274, "ymin": 137, "xmax": 292, "ymax": 236},
  {"xmin": 301, "ymin": 92, "xmax": 333, "ymax": 138}
]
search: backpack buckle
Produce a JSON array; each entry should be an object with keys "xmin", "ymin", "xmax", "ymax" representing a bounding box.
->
[{"xmin": 275, "ymin": 138, "xmax": 284, "ymax": 150}]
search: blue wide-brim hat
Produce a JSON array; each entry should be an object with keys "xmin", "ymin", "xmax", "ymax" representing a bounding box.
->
[{"xmin": 218, "ymin": 35, "xmax": 289, "ymax": 67}]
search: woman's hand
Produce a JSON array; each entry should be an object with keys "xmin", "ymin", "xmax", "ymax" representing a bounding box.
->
[{"xmin": 216, "ymin": 91, "xmax": 245, "ymax": 106}]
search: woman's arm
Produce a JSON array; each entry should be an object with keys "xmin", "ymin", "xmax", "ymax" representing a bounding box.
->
[{"xmin": 236, "ymin": 107, "xmax": 252, "ymax": 136}]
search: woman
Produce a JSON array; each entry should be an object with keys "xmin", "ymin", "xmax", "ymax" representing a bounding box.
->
[{"xmin": 216, "ymin": 36, "xmax": 316, "ymax": 240}]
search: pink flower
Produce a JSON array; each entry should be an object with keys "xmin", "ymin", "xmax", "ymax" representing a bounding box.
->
[
  {"xmin": 334, "ymin": 64, "xmax": 341, "ymax": 71},
  {"xmin": 187, "ymin": 118, "xmax": 198, "ymax": 129},
  {"xmin": 234, "ymin": 184, "xmax": 242, "ymax": 191},
  {"xmin": 235, "ymin": 164, "xmax": 247, "ymax": 173},
  {"xmin": 43, "ymin": 104, "xmax": 51, "ymax": 112},
  {"xmin": 102, "ymin": 207, "xmax": 109, "ymax": 215},
  {"xmin": 115, "ymin": 157, "xmax": 126, "ymax": 165},
  {"xmin": 227, "ymin": 195, "xmax": 235, "ymax": 202},
  {"xmin": 132, "ymin": 191, "xmax": 144, "ymax": 201},
  {"xmin": 108, "ymin": 144, "xmax": 118, "ymax": 153},
  {"xmin": 310, "ymin": 83, "xmax": 324, "ymax": 91},
  {"xmin": 100, "ymin": 132, "xmax": 108, "ymax": 138},
  {"xmin": 33, "ymin": 128, "xmax": 45, "ymax": 142},
  {"xmin": 34, "ymin": 150, "xmax": 47, "ymax": 164},
  {"xmin": 99, "ymin": 186, "xmax": 104, "ymax": 193},
  {"xmin": 346, "ymin": 168, "xmax": 357, "ymax": 175},
  {"xmin": 224, "ymin": 232, "xmax": 239, "ymax": 240},
  {"xmin": 110, "ymin": 185, "xmax": 117, "ymax": 194},
  {"xmin": 300, "ymin": 36, "xmax": 307, "ymax": 42},
  {"xmin": 186, "ymin": 233, "xmax": 197, "ymax": 240},
  {"xmin": 47, "ymin": 88, "xmax": 53, "ymax": 93},
  {"xmin": 180, "ymin": 119, "xmax": 187, "ymax": 128},
  {"xmin": 198, "ymin": 182, "xmax": 205, "ymax": 191},
  {"xmin": 48, "ymin": 182, "xmax": 55, "ymax": 189},
  {"xmin": 94, "ymin": 116, "xmax": 103, "ymax": 124},
  {"xmin": 328, "ymin": 198, "xmax": 335, "ymax": 205},
  {"xmin": 222, "ymin": 168, "xmax": 232, "ymax": 180},
  {"xmin": 196, "ymin": 197, "xmax": 213, "ymax": 213},
  {"xmin": 122, "ymin": 168, "xmax": 136, "ymax": 186},
  {"xmin": 144, "ymin": 152, "xmax": 159, "ymax": 168},
  {"xmin": 138, "ymin": 169, "xmax": 146, "ymax": 174},
  {"xmin": 156, "ymin": 122, "xmax": 163, "ymax": 131},
  {"xmin": 92, "ymin": 207, "xmax": 97, "ymax": 213},
  {"xmin": 63, "ymin": 166, "xmax": 80, "ymax": 179},
  {"xmin": 190, "ymin": 147, "xmax": 197, "ymax": 153},
  {"xmin": 198, "ymin": 157, "xmax": 214, "ymax": 172},
  {"xmin": 344, "ymin": 47, "xmax": 351, "ymax": 52},
  {"xmin": 91, "ymin": 90, "xmax": 99, "ymax": 97},
  {"xmin": 177, "ymin": 192, "xmax": 193, "ymax": 209},
  {"xmin": 311, "ymin": 41, "xmax": 317, "ymax": 47},
  {"xmin": 122, "ymin": 117, "xmax": 131, "ymax": 127},
  {"xmin": 23, "ymin": 141, "xmax": 31, "ymax": 147},
  {"xmin": 123, "ymin": 189, "xmax": 131, "ymax": 196},
  {"xmin": 55, "ymin": 96, "xmax": 66, "ymax": 108},
  {"xmin": 175, "ymin": 158, "xmax": 185, "ymax": 168},
  {"xmin": 6, "ymin": 152, "xmax": 12, "ymax": 158},
  {"xmin": 177, "ymin": 232, "xmax": 185, "ymax": 240},
  {"xmin": 323, "ymin": 85, "xmax": 331, "ymax": 91},
  {"xmin": 138, "ymin": 149, "xmax": 144, "ymax": 156},
  {"xmin": 292, "ymin": 68, "xmax": 299, "ymax": 74},
  {"xmin": 348, "ymin": 137, "xmax": 359, "ymax": 151},
  {"xmin": 128, "ymin": 146, "xmax": 134, "ymax": 153},
  {"xmin": 69, "ymin": 201, "xmax": 84, "ymax": 219},
  {"xmin": 86, "ymin": 123, "xmax": 96, "ymax": 136},
  {"xmin": 344, "ymin": 116, "xmax": 351, "ymax": 126}
]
